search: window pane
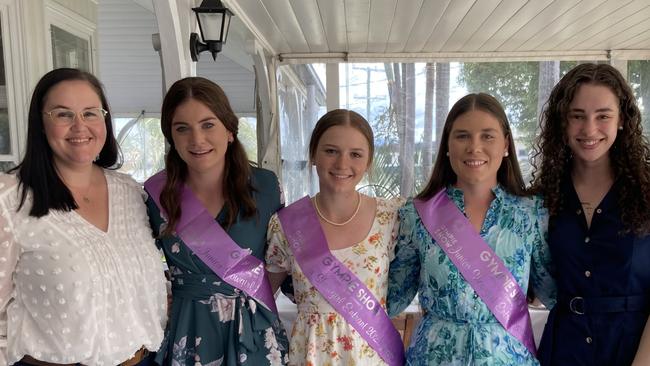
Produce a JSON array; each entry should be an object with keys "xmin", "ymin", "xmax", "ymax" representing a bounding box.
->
[
  {"xmin": 340, "ymin": 61, "xmax": 581, "ymax": 196},
  {"xmin": 51, "ymin": 25, "xmax": 90, "ymax": 71},
  {"xmin": 238, "ymin": 117, "xmax": 258, "ymax": 162},
  {"xmin": 115, "ymin": 117, "xmax": 165, "ymax": 183},
  {"xmin": 628, "ymin": 60, "xmax": 650, "ymax": 136},
  {"xmin": 0, "ymin": 18, "xmax": 10, "ymax": 156}
]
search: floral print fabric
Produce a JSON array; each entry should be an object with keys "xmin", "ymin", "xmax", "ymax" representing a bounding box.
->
[
  {"xmin": 266, "ymin": 197, "xmax": 404, "ymax": 366},
  {"xmin": 147, "ymin": 168, "xmax": 289, "ymax": 366},
  {"xmin": 388, "ymin": 187, "xmax": 556, "ymax": 366}
]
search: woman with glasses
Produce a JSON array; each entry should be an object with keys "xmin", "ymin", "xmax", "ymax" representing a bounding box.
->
[{"xmin": 0, "ymin": 68, "xmax": 167, "ymax": 365}]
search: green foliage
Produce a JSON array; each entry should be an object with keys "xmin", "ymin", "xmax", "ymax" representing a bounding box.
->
[
  {"xmin": 628, "ymin": 60, "xmax": 650, "ymax": 134},
  {"xmin": 458, "ymin": 62, "xmax": 540, "ymax": 149},
  {"xmin": 363, "ymin": 106, "xmax": 400, "ymax": 198},
  {"xmin": 118, "ymin": 117, "xmax": 166, "ymax": 182},
  {"xmin": 238, "ymin": 117, "xmax": 258, "ymax": 162},
  {"xmin": 458, "ymin": 61, "xmax": 580, "ymax": 154}
]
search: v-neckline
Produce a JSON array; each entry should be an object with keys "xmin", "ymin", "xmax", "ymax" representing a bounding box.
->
[{"xmin": 70, "ymin": 170, "xmax": 111, "ymax": 235}]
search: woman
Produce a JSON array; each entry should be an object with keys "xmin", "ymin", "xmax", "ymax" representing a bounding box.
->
[
  {"xmin": 387, "ymin": 93, "xmax": 556, "ymax": 365},
  {"xmin": 145, "ymin": 77, "xmax": 288, "ymax": 366},
  {"xmin": 0, "ymin": 68, "xmax": 167, "ymax": 365},
  {"xmin": 265, "ymin": 109, "xmax": 405, "ymax": 366},
  {"xmin": 532, "ymin": 63, "xmax": 650, "ymax": 366}
]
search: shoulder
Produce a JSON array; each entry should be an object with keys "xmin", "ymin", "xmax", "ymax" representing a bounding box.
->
[
  {"xmin": 251, "ymin": 167, "xmax": 279, "ymax": 187},
  {"xmin": 501, "ymin": 191, "xmax": 539, "ymax": 209},
  {"xmin": 376, "ymin": 195, "xmax": 406, "ymax": 213},
  {"xmin": 104, "ymin": 169, "xmax": 141, "ymax": 189},
  {"xmin": 398, "ymin": 198, "xmax": 417, "ymax": 218},
  {"xmin": 104, "ymin": 169, "xmax": 146, "ymax": 198},
  {"xmin": 250, "ymin": 167, "xmax": 281, "ymax": 199},
  {"xmin": 0, "ymin": 172, "xmax": 19, "ymax": 194},
  {"xmin": 0, "ymin": 172, "xmax": 20, "ymax": 208}
]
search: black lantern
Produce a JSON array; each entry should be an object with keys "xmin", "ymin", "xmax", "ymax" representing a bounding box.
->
[{"xmin": 190, "ymin": 0, "xmax": 234, "ymax": 61}]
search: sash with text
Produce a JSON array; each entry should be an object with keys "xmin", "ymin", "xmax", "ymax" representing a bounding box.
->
[
  {"xmin": 145, "ymin": 171, "xmax": 277, "ymax": 313},
  {"xmin": 277, "ymin": 196, "xmax": 405, "ymax": 366},
  {"xmin": 414, "ymin": 190, "xmax": 536, "ymax": 355}
]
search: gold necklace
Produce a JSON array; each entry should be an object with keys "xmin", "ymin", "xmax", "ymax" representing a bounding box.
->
[
  {"xmin": 314, "ymin": 192, "xmax": 362, "ymax": 226},
  {"xmin": 61, "ymin": 170, "xmax": 94, "ymax": 204}
]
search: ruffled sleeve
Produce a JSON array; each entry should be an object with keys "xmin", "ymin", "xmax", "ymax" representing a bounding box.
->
[
  {"xmin": 387, "ymin": 199, "xmax": 421, "ymax": 317},
  {"xmin": 265, "ymin": 213, "xmax": 291, "ymax": 274},
  {"xmin": 0, "ymin": 174, "xmax": 20, "ymax": 365},
  {"xmin": 530, "ymin": 195, "xmax": 557, "ymax": 308}
]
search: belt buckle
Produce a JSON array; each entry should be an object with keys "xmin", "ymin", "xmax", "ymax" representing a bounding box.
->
[{"xmin": 569, "ymin": 296, "xmax": 585, "ymax": 315}]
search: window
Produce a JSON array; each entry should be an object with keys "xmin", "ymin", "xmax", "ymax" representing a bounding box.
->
[
  {"xmin": 115, "ymin": 116, "xmax": 165, "ymax": 183},
  {"xmin": 238, "ymin": 116, "xmax": 258, "ymax": 163},
  {"xmin": 50, "ymin": 25, "xmax": 91, "ymax": 71},
  {"xmin": 45, "ymin": 1, "xmax": 96, "ymax": 73},
  {"xmin": 0, "ymin": 14, "xmax": 17, "ymax": 172},
  {"xmin": 628, "ymin": 60, "xmax": 650, "ymax": 136},
  {"xmin": 338, "ymin": 61, "xmax": 584, "ymax": 196}
]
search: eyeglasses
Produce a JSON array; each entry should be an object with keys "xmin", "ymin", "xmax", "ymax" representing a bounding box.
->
[{"xmin": 44, "ymin": 107, "xmax": 108, "ymax": 125}]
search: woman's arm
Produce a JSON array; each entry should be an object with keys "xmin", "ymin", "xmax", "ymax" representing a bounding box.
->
[
  {"xmin": 0, "ymin": 206, "xmax": 19, "ymax": 365},
  {"xmin": 530, "ymin": 196, "xmax": 557, "ymax": 308},
  {"xmin": 387, "ymin": 202, "xmax": 421, "ymax": 317},
  {"xmin": 633, "ymin": 316, "xmax": 650, "ymax": 365},
  {"xmin": 265, "ymin": 214, "xmax": 292, "ymax": 295}
]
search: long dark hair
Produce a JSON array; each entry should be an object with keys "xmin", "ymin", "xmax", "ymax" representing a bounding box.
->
[
  {"xmin": 530, "ymin": 63, "xmax": 650, "ymax": 235},
  {"xmin": 159, "ymin": 77, "xmax": 255, "ymax": 236},
  {"xmin": 418, "ymin": 93, "xmax": 525, "ymax": 200},
  {"xmin": 12, "ymin": 68, "xmax": 120, "ymax": 217}
]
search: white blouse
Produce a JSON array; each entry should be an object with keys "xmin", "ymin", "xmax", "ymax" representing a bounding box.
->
[{"xmin": 0, "ymin": 170, "xmax": 167, "ymax": 366}]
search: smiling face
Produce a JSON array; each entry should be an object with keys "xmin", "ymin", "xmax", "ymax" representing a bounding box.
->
[
  {"xmin": 447, "ymin": 109, "xmax": 509, "ymax": 190},
  {"xmin": 170, "ymin": 98, "xmax": 234, "ymax": 176},
  {"xmin": 42, "ymin": 80, "xmax": 107, "ymax": 171},
  {"xmin": 566, "ymin": 83, "xmax": 621, "ymax": 167},
  {"xmin": 312, "ymin": 125, "xmax": 371, "ymax": 194}
]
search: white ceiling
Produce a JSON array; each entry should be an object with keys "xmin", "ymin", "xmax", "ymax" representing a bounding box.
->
[{"xmin": 224, "ymin": 0, "xmax": 650, "ymax": 61}]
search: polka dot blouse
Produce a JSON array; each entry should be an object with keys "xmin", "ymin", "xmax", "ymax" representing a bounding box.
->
[{"xmin": 0, "ymin": 170, "xmax": 167, "ymax": 365}]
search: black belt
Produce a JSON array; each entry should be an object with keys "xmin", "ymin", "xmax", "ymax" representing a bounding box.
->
[{"xmin": 558, "ymin": 295, "xmax": 650, "ymax": 315}]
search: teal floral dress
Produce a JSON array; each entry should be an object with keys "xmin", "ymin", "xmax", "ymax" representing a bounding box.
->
[
  {"xmin": 146, "ymin": 168, "xmax": 289, "ymax": 366},
  {"xmin": 387, "ymin": 186, "xmax": 556, "ymax": 366}
]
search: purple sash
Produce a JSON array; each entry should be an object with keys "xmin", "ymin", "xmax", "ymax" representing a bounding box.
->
[
  {"xmin": 144, "ymin": 171, "xmax": 277, "ymax": 313},
  {"xmin": 277, "ymin": 196, "xmax": 405, "ymax": 366},
  {"xmin": 414, "ymin": 189, "xmax": 536, "ymax": 355}
]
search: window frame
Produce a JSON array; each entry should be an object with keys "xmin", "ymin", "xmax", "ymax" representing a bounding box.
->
[{"xmin": 44, "ymin": 0, "xmax": 97, "ymax": 73}]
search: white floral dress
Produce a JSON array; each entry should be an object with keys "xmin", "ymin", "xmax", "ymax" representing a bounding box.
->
[{"xmin": 266, "ymin": 197, "xmax": 404, "ymax": 366}]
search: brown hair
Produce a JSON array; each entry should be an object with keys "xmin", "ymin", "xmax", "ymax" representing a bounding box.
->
[
  {"xmin": 418, "ymin": 93, "xmax": 525, "ymax": 200},
  {"xmin": 530, "ymin": 63, "xmax": 650, "ymax": 235},
  {"xmin": 308, "ymin": 109, "xmax": 374, "ymax": 166},
  {"xmin": 159, "ymin": 77, "xmax": 256, "ymax": 236}
]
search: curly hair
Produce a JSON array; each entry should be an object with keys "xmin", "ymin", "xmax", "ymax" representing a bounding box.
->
[{"xmin": 530, "ymin": 63, "xmax": 650, "ymax": 235}]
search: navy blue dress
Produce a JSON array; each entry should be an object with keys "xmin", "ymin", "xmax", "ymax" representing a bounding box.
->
[{"xmin": 538, "ymin": 179, "xmax": 650, "ymax": 366}]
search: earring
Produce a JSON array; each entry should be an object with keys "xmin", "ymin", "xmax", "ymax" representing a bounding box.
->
[
  {"xmin": 446, "ymin": 151, "xmax": 449, "ymax": 157},
  {"xmin": 504, "ymin": 151, "xmax": 509, "ymax": 157},
  {"xmin": 618, "ymin": 125, "xmax": 623, "ymax": 130}
]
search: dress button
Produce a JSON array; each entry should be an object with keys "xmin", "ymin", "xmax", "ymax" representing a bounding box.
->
[
  {"xmin": 586, "ymin": 336, "xmax": 592, "ymax": 344},
  {"xmin": 596, "ymin": 208, "xmax": 602, "ymax": 214},
  {"xmin": 584, "ymin": 237, "xmax": 590, "ymax": 243},
  {"xmin": 585, "ymin": 270, "xmax": 592, "ymax": 278}
]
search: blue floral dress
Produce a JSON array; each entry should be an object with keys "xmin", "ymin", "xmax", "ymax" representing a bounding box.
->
[
  {"xmin": 146, "ymin": 168, "xmax": 289, "ymax": 366},
  {"xmin": 387, "ymin": 186, "xmax": 556, "ymax": 366}
]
